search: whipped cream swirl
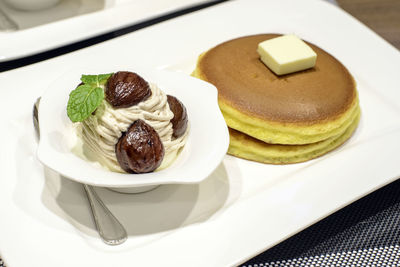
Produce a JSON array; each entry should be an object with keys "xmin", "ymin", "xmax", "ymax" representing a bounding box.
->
[{"xmin": 79, "ymin": 83, "xmax": 189, "ymax": 172}]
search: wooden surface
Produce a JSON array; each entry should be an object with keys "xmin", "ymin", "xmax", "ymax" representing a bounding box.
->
[{"xmin": 337, "ymin": 0, "xmax": 400, "ymax": 49}]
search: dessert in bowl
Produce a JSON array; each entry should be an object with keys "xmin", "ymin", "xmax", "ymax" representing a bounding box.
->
[
  {"xmin": 71, "ymin": 71, "xmax": 189, "ymax": 174},
  {"xmin": 37, "ymin": 66, "xmax": 229, "ymax": 193}
]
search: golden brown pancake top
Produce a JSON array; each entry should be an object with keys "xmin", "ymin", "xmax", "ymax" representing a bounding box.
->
[{"xmin": 197, "ymin": 34, "xmax": 356, "ymax": 123}]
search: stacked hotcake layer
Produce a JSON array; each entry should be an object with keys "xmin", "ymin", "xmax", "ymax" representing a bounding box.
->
[{"xmin": 193, "ymin": 34, "xmax": 360, "ymax": 164}]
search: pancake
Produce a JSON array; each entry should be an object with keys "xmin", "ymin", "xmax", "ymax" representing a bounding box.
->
[
  {"xmin": 193, "ymin": 34, "xmax": 359, "ymax": 145},
  {"xmin": 193, "ymin": 34, "xmax": 360, "ymax": 163},
  {"xmin": 228, "ymin": 109, "xmax": 360, "ymax": 164}
]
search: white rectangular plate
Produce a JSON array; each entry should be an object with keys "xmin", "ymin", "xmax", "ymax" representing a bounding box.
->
[
  {"xmin": 1, "ymin": 0, "xmax": 400, "ymax": 266},
  {"xmin": 0, "ymin": 0, "xmax": 217, "ymax": 62}
]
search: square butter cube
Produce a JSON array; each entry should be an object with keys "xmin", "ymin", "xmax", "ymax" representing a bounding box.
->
[{"xmin": 257, "ymin": 35, "xmax": 317, "ymax": 75}]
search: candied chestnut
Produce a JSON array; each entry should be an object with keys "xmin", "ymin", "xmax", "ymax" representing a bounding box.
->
[
  {"xmin": 115, "ymin": 120, "xmax": 164, "ymax": 173},
  {"xmin": 167, "ymin": 95, "xmax": 188, "ymax": 138},
  {"xmin": 106, "ymin": 71, "xmax": 151, "ymax": 108}
]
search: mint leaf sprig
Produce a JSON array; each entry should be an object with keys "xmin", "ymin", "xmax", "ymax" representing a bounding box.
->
[{"xmin": 67, "ymin": 73, "xmax": 113, "ymax": 122}]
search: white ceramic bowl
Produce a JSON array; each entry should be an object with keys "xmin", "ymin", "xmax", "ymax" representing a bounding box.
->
[{"xmin": 37, "ymin": 66, "xmax": 229, "ymax": 193}]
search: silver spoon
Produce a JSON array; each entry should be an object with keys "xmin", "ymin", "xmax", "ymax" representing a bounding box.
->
[{"xmin": 33, "ymin": 97, "xmax": 127, "ymax": 245}]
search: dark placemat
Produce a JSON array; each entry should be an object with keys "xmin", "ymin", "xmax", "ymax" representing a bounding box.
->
[{"xmin": 241, "ymin": 178, "xmax": 400, "ymax": 267}]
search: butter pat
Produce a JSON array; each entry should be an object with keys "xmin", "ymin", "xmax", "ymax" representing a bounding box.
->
[{"xmin": 257, "ymin": 35, "xmax": 317, "ymax": 75}]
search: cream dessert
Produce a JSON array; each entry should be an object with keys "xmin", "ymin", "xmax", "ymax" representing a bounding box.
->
[{"xmin": 67, "ymin": 71, "xmax": 189, "ymax": 173}]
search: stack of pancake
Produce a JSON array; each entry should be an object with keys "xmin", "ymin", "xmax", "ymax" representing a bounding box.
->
[{"xmin": 193, "ymin": 34, "xmax": 360, "ymax": 164}]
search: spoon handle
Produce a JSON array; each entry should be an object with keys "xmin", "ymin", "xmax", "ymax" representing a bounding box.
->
[
  {"xmin": 34, "ymin": 97, "xmax": 127, "ymax": 245},
  {"xmin": 83, "ymin": 184, "xmax": 127, "ymax": 245}
]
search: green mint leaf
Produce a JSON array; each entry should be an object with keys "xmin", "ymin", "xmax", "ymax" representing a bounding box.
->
[
  {"xmin": 81, "ymin": 73, "xmax": 113, "ymax": 87},
  {"xmin": 67, "ymin": 84, "xmax": 104, "ymax": 122},
  {"xmin": 98, "ymin": 73, "xmax": 113, "ymax": 85},
  {"xmin": 80, "ymin": 75, "xmax": 97, "ymax": 86},
  {"xmin": 67, "ymin": 73, "xmax": 113, "ymax": 122}
]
